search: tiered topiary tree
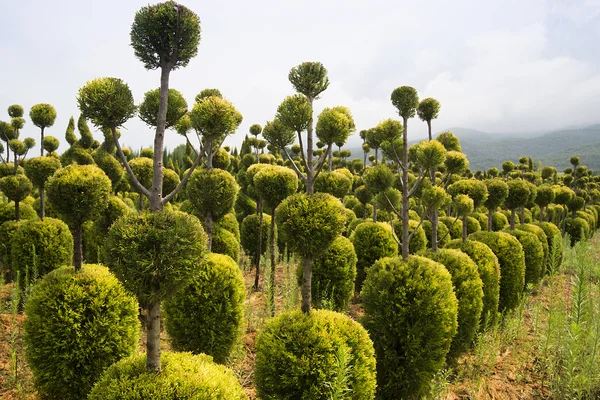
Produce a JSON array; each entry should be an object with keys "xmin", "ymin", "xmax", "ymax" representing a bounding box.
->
[
  {"xmin": 24, "ymin": 156, "xmax": 61, "ymax": 219},
  {"xmin": 29, "ymin": 103, "xmax": 57, "ymax": 156}
]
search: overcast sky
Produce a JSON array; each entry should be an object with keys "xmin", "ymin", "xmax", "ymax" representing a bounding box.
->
[{"xmin": 1, "ymin": 0, "xmax": 600, "ymax": 154}]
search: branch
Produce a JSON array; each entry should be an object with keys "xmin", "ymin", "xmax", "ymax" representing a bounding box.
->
[
  {"xmin": 282, "ymin": 147, "xmax": 307, "ymax": 182},
  {"xmin": 437, "ymin": 214, "xmax": 460, "ymax": 244},
  {"xmin": 313, "ymin": 143, "xmax": 332, "ymax": 180},
  {"xmin": 112, "ymin": 127, "xmax": 151, "ymax": 197},
  {"xmin": 162, "ymin": 150, "xmax": 202, "ymax": 205},
  {"xmin": 296, "ymin": 131, "xmax": 309, "ymax": 171},
  {"xmin": 408, "ymin": 169, "xmax": 426, "ymax": 198},
  {"xmin": 408, "ymin": 212, "xmax": 427, "ymax": 242},
  {"xmin": 389, "ymin": 217, "xmax": 402, "ymax": 246}
]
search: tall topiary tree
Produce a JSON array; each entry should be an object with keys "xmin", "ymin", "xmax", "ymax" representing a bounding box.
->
[
  {"xmin": 484, "ymin": 178, "xmax": 508, "ymax": 231},
  {"xmin": 417, "ymin": 97, "xmax": 441, "ymax": 141},
  {"xmin": 29, "ymin": 103, "xmax": 57, "ymax": 156},
  {"xmin": 24, "ymin": 156, "xmax": 61, "ymax": 219},
  {"xmin": 46, "ymin": 165, "xmax": 111, "ymax": 270},
  {"xmin": 0, "ymin": 174, "xmax": 32, "ymax": 221},
  {"xmin": 505, "ymin": 179, "xmax": 530, "ymax": 229}
]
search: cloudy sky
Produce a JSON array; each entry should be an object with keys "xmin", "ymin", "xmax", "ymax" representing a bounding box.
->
[{"xmin": 1, "ymin": 0, "xmax": 600, "ymax": 154}]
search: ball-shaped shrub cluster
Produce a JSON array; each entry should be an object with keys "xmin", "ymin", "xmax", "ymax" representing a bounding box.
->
[
  {"xmin": 0, "ymin": 201, "xmax": 36, "ymax": 225},
  {"xmin": 254, "ymin": 309, "xmax": 376, "ymax": 400},
  {"xmin": 516, "ymin": 223, "xmax": 549, "ymax": 276},
  {"xmin": 314, "ymin": 170, "xmax": 353, "ymax": 198},
  {"xmin": 211, "ymin": 224, "xmax": 240, "ymax": 262},
  {"xmin": 468, "ymin": 231, "xmax": 525, "ymax": 312},
  {"xmin": 350, "ymin": 221, "xmax": 398, "ymax": 291},
  {"xmin": 465, "ymin": 216, "xmax": 482, "ymax": 235},
  {"xmin": 164, "ymin": 253, "xmax": 245, "ymax": 364},
  {"xmin": 23, "ymin": 264, "xmax": 139, "ymax": 400},
  {"xmin": 532, "ymin": 221, "xmax": 563, "ymax": 271},
  {"xmin": 422, "ymin": 249, "xmax": 484, "ymax": 362},
  {"xmin": 565, "ymin": 217, "xmax": 588, "ymax": 246},
  {"xmin": 422, "ymin": 219, "xmax": 451, "ymax": 248},
  {"xmin": 439, "ymin": 216, "xmax": 463, "ymax": 239},
  {"xmin": 491, "ymin": 211, "xmax": 509, "ymax": 231},
  {"xmin": 446, "ymin": 239, "xmax": 500, "ymax": 329},
  {"xmin": 187, "ymin": 168, "xmax": 238, "ymax": 221},
  {"xmin": 88, "ymin": 352, "xmax": 247, "ymax": 400},
  {"xmin": 361, "ymin": 256, "xmax": 458, "ymax": 399},
  {"xmin": 504, "ymin": 229, "xmax": 544, "ymax": 286},
  {"xmin": 240, "ymin": 213, "xmax": 270, "ymax": 258},
  {"xmin": 11, "ymin": 217, "xmax": 73, "ymax": 287}
]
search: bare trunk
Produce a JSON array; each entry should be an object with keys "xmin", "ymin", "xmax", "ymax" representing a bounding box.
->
[
  {"xmin": 39, "ymin": 186, "xmax": 45, "ymax": 220},
  {"xmin": 328, "ymin": 147, "xmax": 333, "ymax": 172},
  {"xmin": 254, "ymin": 203, "xmax": 263, "ymax": 291},
  {"xmin": 301, "ymin": 256, "xmax": 312, "ymax": 314},
  {"xmin": 269, "ymin": 211, "xmax": 276, "ymax": 316},
  {"xmin": 146, "ymin": 300, "xmax": 161, "ymax": 373},
  {"xmin": 5, "ymin": 140, "xmax": 9, "ymax": 161},
  {"xmin": 40, "ymin": 126, "xmax": 45, "ymax": 156},
  {"xmin": 73, "ymin": 224, "xmax": 82, "ymax": 271},
  {"xmin": 306, "ymin": 98, "xmax": 314, "ymax": 195},
  {"xmin": 520, "ymin": 206, "xmax": 525, "ymax": 226},
  {"xmin": 363, "ymin": 149, "xmax": 367, "ymax": 172},
  {"xmin": 510, "ymin": 209, "xmax": 516, "ymax": 230},
  {"xmin": 374, "ymin": 148, "xmax": 378, "ymax": 166},
  {"xmin": 432, "ymin": 210, "xmax": 439, "ymax": 251},
  {"xmin": 487, "ymin": 208, "xmax": 493, "ymax": 231},
  {"xmin": 427, "ymin": 120, "xmax": 432, "ymax": 141},
  {"xmin": 539, "ymin": 207, "xmax": 543, "ymax": 223},
  {"xmin": 373, "ymin": 202, "xmax": 378, "ymax": 222},
  {"xmin": 206, "ymin": 212, "xmax": 213, "ymax": 251},
  {"xmin": 149, "ymin": 66, "xmax": 171, "ymax": 212},
  {"xmin": 207, "ymin": 138, "xmax": 214, "ymax": 169},
  {"xmin": 401, "ymin": 117, "xmax": 410, "ymax": 259}
]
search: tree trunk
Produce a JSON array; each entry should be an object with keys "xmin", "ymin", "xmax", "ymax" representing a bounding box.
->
[
  {"xmin": 305, "ymin": 98, "xmax": 315, "ymax": 195},
  {"xmin": 40, "ymin": 126, "xmax": 45, "ymax": 156},
  {"xmin": 146, "ymin": 300, "xmax": 161, "ymax": 373},
  {"xmin": 539, "ymin": 206, "xmax": 543, "ymax": 223},
  {"xmin": 149, "ymin": 66, "xmax": 171, "ymax": 212},
  {"xmin": 363, "ymin": 149, "xmax": 367, "ymax": 172},
  {"xmin": 488, "ymin": 208, "xmax": 493, "ymax": 232},
  {"xmin": 207, "ymin": 138, "xmax": 214, "ymax": 169},
  {"xmin": 427, "ymin": 120, "xmax": 432, "ymax": 141},
  {"xmin": 432, "ymin": 210, "xmax": 439, "ymax": 251},
  {"xmin": 401, "ymin": 117, "xmax": 410, "ymax": 259},
  {"xmin": 15, "ymin": 200, "xmax": 20, "ymax": 221},
  {"xmin": 205, "ymin": 211, "xmax": 213, "ymax": 251},
  {"xmin": 328, "ymin": 147, "xmax": 333, "ymax": 171},
  {"xmin": 301, "ymin": 256, "xmax": 312, "ymax": 314},
  {"xmin": 510, "ymin": 209, "xmax": 516, "ymax": 230},
  {"xmin": 374, "ymin": 148, "xmax": 378, "ymax": 166},
  {"xmin": 373, "ymin": 202, "xmax": 377, "ymax": 222},
  {"xmin": 39, "ymin": 186, "xmax": 45, "ymax": 220},
  {"xmin": 73, "ymin": 223, "xmax": 82, "ymax": 271},
  {"xmin": 254, "ymin": 203, "xmax": 263, "ymax": 291},
  {"xmin": 269, "ymin": 210, "xmax": 276, "ymax": 316},
  {"xmin": 520, "ymin": 206, "xmax": 525, "ymax": 226}
]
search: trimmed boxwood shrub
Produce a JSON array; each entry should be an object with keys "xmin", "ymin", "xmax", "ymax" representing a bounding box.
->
[
  {"xmin": 164, "ymin": 253, "xmax": 245, "ymax": 364},
  {"xmin": 211, "ymin": 224, "xmax": 240, "ymax": 262},
  {"xmin": 516, "ymin": 223, "xmax": 549, "ymax": 276},
  {"xmin": 439, "ymin": 216, "xmax": 463, "ymax": 239},
  {"xmin": 346, "ymin": 217, "xmax": 372, "ymax": 236},
  {"xmin": 577, "ymin": 211, "xmax": 595, "ymax": 236},
  {"xmin": 446, "ymin": 239, "xmax": 500, "ymax": 329},
  {"xmin": 361, "ymin": 256, "xmax": 458, "ymax": 399},
  {"xmin": 471, "ymin": 212, "xmax": 488, "ymax": 231},
  {"xmin": 422, "ymin": 249, "xmax": 484, "ymax": 363},
  {"xmin": 11, "ymin": 217, "xmax": 73, "ymax": 287},
  {"xmin": 532, "ymin": 221, "xmax": 563, "ymax": 269},
  {"xmin": 88, "ymin": 352, "xmax": 247, "ymax": 400},
  {"xmin": 491, "ymin": 211, "xmax": 509, "ymax": 231},
  {"xmin": 350, "ymin": 221, "xmax": 397, "ymax": 291},
  {"xmin": 220, "ymin": 212, "xmax": 240, "ymax": 241},
  {"xmin": 468, "ymin": 231, "xmax": 525, "ymax": 312},
  {"xmin": 298, "ymin": 235, "xmax": 357, "ymax": 311},
  {"xmin": 565, "ymin": 217, "xmax": 588, "ymax": 246},
  {"xmin": 23, "ymin": 264, "xmax": 139, "ymax": 400},
  {"xmin": 0, "ymin": 220, "xmax": 22, "ymax": 281},
  {"xmin": 254, "ymin": 309, "xmax": 376, "ymax": 400},
  {"xmin": 422, "ymin": 219, "xmax": 451, "ymax": 248},
  {"xmin": 465, "ymin": 216, "xmax": 482, "ymax": 235}
]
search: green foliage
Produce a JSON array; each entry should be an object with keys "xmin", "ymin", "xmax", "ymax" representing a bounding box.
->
[
  {"xmin": 423, "ymin": 219, "xmax": 451, "ymax": 248},
  {"xmin": 187, "ymin": 168, "xmax": 238, "ymax": 221},
  {"xmin": 77, "ymin": 77, "xmax": 136, "ymax": 130},
  {"xmin": 417, "ymin": 97, "xmax": 441, "ymax": 123},
  {"xmin": 516, "ymin": 223, "xmax": 549, "ymax": 275},
  {"xmin": 491, "ymin": 211, "xmax": 509, "ymax": 231},
  {"xmin": 276, "ymin": 94, "xmax": 312, "ymax": 133},
  {"xmin": 24, "ymin": 156, "xmax": 61, "ymax": 188},
  {"xmin": 503, "ymin": 229, "xmax": 544, "ymax": 286},
  {"xmin": 505, "ymin": 179, "xmax": 530, "ymax": 211},
  {"xmin": 350, "ymin": 221, "xmax": 398, "ymax": 290},
  {"xmin": 254, "ymin": 165, "xmax": 298, "ymax": 209},
  {"xmin": 468, "ymin": 231, "xmax": 525, "ymax": 312},
  {"xmin": 0, "ymin": 174, "xmax": 32, "ymax": 202},
  {"xmin": 390, "ymin": 86, "xmax": 419, "ymax": 120},
  {"xmin": 46, "ymin": 165, "xmax": 112, "ymax": 227},
  {"xmin": 288, "ymin": 62, "xmax": 330, "ymax": 99},
  {"xmin": 189, "ymin": 96, "xmax": 242, "ymax": 141},
  {"xmin": 532, "ymin": 221, "xmax": 563, "ymax": 269},
  {"xmin": 262, "ymin": 118, "xmax": 296, "ymax": 149},
  {"xmin": 164, "ymin": 253, "xmax": 245, "ymax": 363},
  {"xmin": 446, "ymin": 239, "xmax": 500, "ymax": 328},
  {"xmin": 447, "ymin": 179, "xmax": 489, "ymax": 208},
  {"xmin": 29, "ymin": 103, "xmax": 57, "ymax": 129},
  {"xmin": 105, "ymin": 209, "xmax": 207, "ymax": 305},
  {"xmin": 361, "ymin": 255, "xmax": 458, "ymax": 399},
  {"xmin": 316, "ymin": 106, "xmax": 354, "ymax": 145},
  {"xmin": 444, "ymin": 151, "xmax": 469, "ymax": 175},
  {"xmin": 363, "ymin": 164, "xmax": 394, "ymax": 194},
  {"xmin": 276, "ymin": 192, "xmax": 346, "ymax": 258},
  {"xmin": 128, "ymin": 157, "xmax": 153, "ymax": 191},
  {"xmin": 60, "ymin": 146, "xmax": 94, "ymax": 166},
  {"xmin": 139, "ymin": 88, "xmax": 187, "ymax": 128},
  {"xmin": 23, "ymin": 265, "xmax": 139, "ymax": 400},
  {"xmin": 211, "ymin": 223, "xmax": 240, "ymax": 261},
  {"xmin": 255, "ymin": 309, "xmax": 376, "ymax": 400},
  {"xmin": 11, "ymin": 217, "xmax": 73, "ymax": 286},
  {"xmin": 439, "ymin": 216, "xmax": 463, "ymax": 239},
  {"xmin": 8, "ymin": 104, "xmax": 24, "ymax": 118},
  {"xmin": 0, "ymin": 202, "xmax": 36, "ymax": 225},
  {"xmin": 436, "ymin": 131, "xmax": 462, "ymax": 152},
  {"xmin": 422, "ymin": 249, "xmax": 484, "ymax": 362},
  {"xmin": 219, "ymin": 212, "xmax": 240, "ymax": 241},
  {"xmin": 315, "ymin": 170, "xmax": 352, "ymax": 198},
  {"xmin": 240, "ymin": 213, "xmax": 270, "ymax": 258},
  {"xmin": 564, "ymin": 217, "xmax": 588, "ymax": 246},
  {"xmin": 89, "ymin": 352, "xmax": 247, "ymax": 400}
]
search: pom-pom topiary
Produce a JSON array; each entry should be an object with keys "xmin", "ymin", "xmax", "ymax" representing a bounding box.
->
[
  {"xmin": 491, "ymin": 211, "xmax": 509, "ymax": 231},
  {"xmin": 211, "ymin": 223, "xmax": 240, "ymax": 262},
  {"xmin": 88, "ymin": 352, "xmax": 247, "ymax": 400},
  {"xmin": 503, "ymin": 229, "xmax": 544, "ymax": 286},
  {"xmin": 350, "ymin": 221, "xmax": 397, "ymax": 291},
  {"xmin": 240, "ymin": 213, "xmax": 270, "ymax": 259},
  {"xmin": 254, "ymin": 309, "xmax": 376, "ymax": 400},
  {"xmin": 515, "ymin": 223, "xmax": 549, "ymax": 276},
  {"xmin": 564, "ymin": 217, "xmax": 589, "ymax": 246},
  {"xmin": 439, "ymin": 216, "xmax": 463, "ymax": 239},
  {"xmin": 23, "ymin": 264, "xmax": 139, "ymax": 400},
  {"xmin": 164, "ymin": 253, "xmax": 245, "ymax": 363},
  {"xmin": 361, "ymin": 256, "xmax": 458, "ymax": 399},
  {"xmin": 422, "ymin": 219, "xmax": 450, "ymax": 248},
  {"xmin": 468, "ymin": 231, "xmax": 525, "ymax": 311},
  {"xmin": 422, "ymin": 249, "xmax": 483, "ymax": 362}
]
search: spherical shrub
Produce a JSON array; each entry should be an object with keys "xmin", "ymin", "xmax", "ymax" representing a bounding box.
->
[
  {"xmin": 302, "ymin": 235, "xmax": 357, "ymax": 311},
  {"xmin": 491, "ymin": 211, "xmax": 509, "ymax": 231},
  {"xmin": 255, "ymin": 309, "xmax": 376, "ymax": 400},
  {"xmin": 220, "ymin": 212, "xmax": 240, "ymax": 241},
  {"xmin": 211, "ymin": 224, "xmax": 240, "ymax": 262},
  {"xmin": 446, "ymin": 239, "xmax": 500, "ymax": 329},
  {"xmin": 187, "ymin": 168, "xmax": 239, "ymax": 221},
  {"xmin": 346, "ymin": 217, "xmax": 370, "ymax": 236},
  {"xmin": 88, "ymin": 352, "xmax": 247, "ymax": 400},
  {"xmin": 164, "ymin": 253, "xmax": 245, "ymax": 363},
  {"xmin": 23, "ymin": 264, "xmax": 139, "ymax": 400},
  {"xmin": 11, "ymin": 217, "xmax": 73, "ymax": 287},
  {"xmin": 314, "ymin": 170, "xmax": 353, "ymax": 198},
  {"xmin": 0, "ymin": 201, "xmax": 37, "ymax": 225},
  {"xmin": 394, "ymin": 219, "xmax": 427, "ymax": 254},
  {"xmin": 422, "ymin": 249, "xmax": 483, "ymax": 362},
  {"xmin": 503, "ymin": 229, "xmax": 544, "ymax": 286},
  {"xmin": 422, "ymin": 219, "xmax": 450, "ymax": 248},
  {"xmin": 577, "ymin": 211, "xmax": 595, "ymax": 236},
  {"xmin": 361, "ymin": 256, "xmax": 458, "ymax": 399},
  {"xmin": 471, "ymin": 212, "xmax": 488, "ymax": 231},
  {"xmin": 468, "ymin": 231, "xmax": 525, "ymax": 312},
  {"xmin": 532, "ymin": 221, "xmax": 563, "ymax": 270},
  {"xmin": 240, "ymin": 213, "xmax": 270, "ymax": 259},
  {"xmin": 440, "ymin": 216, "xmax": 463, "ymax": 239},
  {"xmin": 465, "ymin": 216, "xmax": 482, "ymax": 235},
  {"xmin": 565, "ymin": 217, "xmax": 588, "ymax": 246},
  {"xmin": 350, "ymin": 221, "xmax": 397, "ymax": 291},
  {"xmin": 516, "ymin": 223, "xmax": 549, "ymax": 276}
]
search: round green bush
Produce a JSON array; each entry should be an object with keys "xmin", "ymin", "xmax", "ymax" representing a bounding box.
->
[
  {"xmin": 187, "ymin": 168, "xmax": 239, "ymax": 221},
  {"xmin": 164, "ymin": 253, "xmax": 246, "ymax": 364},
  {"xmin": 503, "ymin": 229, "xmax": 544, "ymax": 286},
  {"xmin": 0, "ymin": 201, "xmax": 37, "ymax": 225},
  {"xmin": 465, "ymin": 216, "xmax": 482, "ymax": 235},
  {"xmin": 352, "ymin": 202, "xmax": 373, "ymax": 220},
  {"xmin": 422, "ymin": 249, "xmax": 484, "ymax": 362},
  {"xmin": 394, "ymin": 219, "xmax": 427, "ymax": 254},
  {"xmin": 314, "ymin": 170, "xmax": 353, "ymax": 198},
  {"xmin": 491, "ymin": 211, "xmax": 509, "ymax": 231},
  {"xmin": 220, "ymin": 212, "xmax": 240, "ymax": 241},
  {"xmin": 422, "ymin": 219, "xmax": 451, "ymax": 248},
  {"xmin": 240, "ymin": 213, "xmax": 270, "ymax": 258},
  {"xmin": 577, "ymin": 211, "xmax": 595, "ymax": 236},
  {"xmin": 471, "ymin": 212, "xmax": 489, "ymax": 231},
  {"xmin": 255, "ymin": 309, "xmax": 376, "ymax": 400},
  {"xmin": 211, "ymin": 224, "xmax": 240, "ymax": 262},
  {"xmin": 23, "ymin": 264, "xmax": 139, "ymax": 400},
  {"xmin": 439, "ymin": 216, "xmax": 463, "ymax": 239},
  {"xmin": 300, "ymin": 235, "xmax": 357, "ymax": 311},
  {"xmin": 516, "ymin": 223, "xmax": 549, "ymax": 276},
  {"xmin": 11, "ymin": 217, "xmax": 73, "ymax": 287},
  {"xmin": 532, "ymin": 221, "xmax": 563, "ymax": 270},
  {"xmin": 346, "ymin": 217, "xmax": 371, "ymax": 236},
  {"xmin": 88, "ymin": 352, "xmax": 247, "ymax": 400},
  {"xmin": 361, "ymin": 256, "xmax": 458, "ymax": 399},
  {"xmin": 350, "ymin": 221, "xmax": 397, "ymax": 291},
  {"xmin": 565, "ymin": 217, "xmax": 589, "ymax": 246},
  {"xmin": 468, "ymin": 231, "xmax": 525, "ymax": 312},
  {"xmin": 446, "ymin": 239, "xmax": 500, "ymax": 329}
]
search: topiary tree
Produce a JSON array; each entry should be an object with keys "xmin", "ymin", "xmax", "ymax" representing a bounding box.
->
[
  {"xmin": 484, "ymin": 178, "xmax": 508, "ymax": 231},
  {"xmin": 503, "ymin": 228, "xmax": 544, "ymax": 286},
  {"xmin": 23, "ymin": 264, "xmax": 139, "ymax": 400},
  {"xmin": 505, "ymin": 179, "xmax": 531, "ymax": 229},
  {"xmin": 276, "ymin": 192, "xmax": 346, "ymax": 313},
  {"xmin": 164, "ymin": 253, "xmax": 245, "ymax": 363},
  {"xmin": 417, "ymin": 97, "xmax": 441, "ymax": 141},
  {"xmin": 29, "ymin": 103, "xmax": 57, "ymax": 156},
  {"xmin": 208, "ymin": 223, "xmax": 239, "ymax": 261},
  {"xmin": 532, "ymin": 221, "xmax": 563, "ymax": 272},
  {"xmin": 535, "ymin": 184, "xmax": 556, "ymax": 222},
  {"xmin": 89, "ymin": 352, "xmax": 247, "ymax": 400},
  {"xmin": 255, "ymin": 309, "xmax": 376, "ymax": 399},
  {"xmin": 361, "ymin": 255, "xmax": 458, "ymax": 399},
  {"xmin": 240, "ymin": 213, "xmax": 270, "ymax": 285},
  {"xmin": 422, "ymin": 249, "xmax": 483, "ymax": 363},
  {"xmin": 0, "ymin": 174, "xmax": 32, "ymax": 221},
  {"xmin": 105, "ymin": 209, "xmax": 207, "ymax": 373},
  {"xmin": 24, "ymin": 156, "xmax": 61, "ymax": 219},
  {"xmin": 469, "ymin": 231, "xmax": 525, "ymax": 312},
  {"xmin": 46, "ymin": 165, "xmax": 111, "ymax": 271}
]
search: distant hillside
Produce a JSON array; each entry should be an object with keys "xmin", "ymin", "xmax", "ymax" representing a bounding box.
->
[{"xmin": 347, "ymin": 125, "xmax": 600, "ymax": 173}]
